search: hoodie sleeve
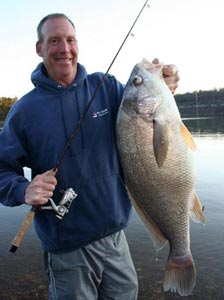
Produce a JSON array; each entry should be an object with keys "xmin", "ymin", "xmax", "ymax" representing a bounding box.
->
[{"xmin": 0, "ymin": 105, "xmax": 30, "ymax": 207}]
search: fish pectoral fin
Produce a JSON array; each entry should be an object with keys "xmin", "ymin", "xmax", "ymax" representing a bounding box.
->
[
  {"xmin": 189, "ymin": 192, "xmax": 206, "ymax": 224},
  {"xmin": 153, "ymin": 119, "xmax": 170, "ymax": 168},
  {"xmin": 127, "ymin": 186, "xmax": 168, "ymax": 251},
  {"xmin": 180, "ymin": 122, "xmax": 197, "ymax": 151}
]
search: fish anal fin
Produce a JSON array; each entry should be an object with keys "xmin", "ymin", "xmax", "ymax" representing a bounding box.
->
[
  {"xmin": 164, "ymin": 253, "xmax": 196, "ymax": 296},
  {"xmin": 127, "ymin": 186, "xmax": 168, "ymax": 251},
  {"xmin": 153, "ymin": 119, "xmax": 170, "ymax": 168},
  {"xmin": 180, "ymin": 122, "xmax": 197, "ymax": 151},
  {"xmin": 190, "ymin": 192, "xmax": 206, "ymax": 224}
]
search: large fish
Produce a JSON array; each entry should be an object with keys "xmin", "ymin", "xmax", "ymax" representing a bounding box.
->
[{"xmin": 116, "ymin": 59, "xmax": 205, "ymax": 296}]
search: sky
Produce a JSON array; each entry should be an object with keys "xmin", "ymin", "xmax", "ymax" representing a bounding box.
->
[{"xmin": 0, "ymin": 0, "xmax": 223, "ymax": 98}]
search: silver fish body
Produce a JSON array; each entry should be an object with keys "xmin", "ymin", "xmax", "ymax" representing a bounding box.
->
[{"xmin": 116, "ymin": 59, "xmax": 205, "ymax": 296}]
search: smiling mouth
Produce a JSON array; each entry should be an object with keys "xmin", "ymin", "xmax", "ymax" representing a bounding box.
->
[{"xmin": 56, "ymin": 58, "xmax": 72, "ymax": 62}]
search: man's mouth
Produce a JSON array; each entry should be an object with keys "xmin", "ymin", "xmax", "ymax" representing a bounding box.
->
[{"xmin": 56, "ymin": 58, "xmax": 72, "ymax": 63}]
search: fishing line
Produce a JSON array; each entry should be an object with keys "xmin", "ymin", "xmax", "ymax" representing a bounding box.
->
[
  {"xmin": 74, "ymin": 81, "xmax": 115, "ymax": 192},
  {"xmin": 53, "ymin": 0, "xmax": 149, "ymax": 171},
  {"xmin": 195, "ymin": 91, "xmax": 201, "ymax": 138}
]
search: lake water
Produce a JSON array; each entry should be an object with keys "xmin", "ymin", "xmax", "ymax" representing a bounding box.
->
[{"xmin": 0, "ymin": 117, "xmax": 224, "ymax": 300}]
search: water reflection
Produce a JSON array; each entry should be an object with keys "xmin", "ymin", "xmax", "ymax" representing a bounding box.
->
[
  {"xmin": 183, "ymin": 116, "xmax": 224, "ymax": 134},
  {"xmin": 0, "ymin": 117, "xmax": 224, "ymax": 300}
]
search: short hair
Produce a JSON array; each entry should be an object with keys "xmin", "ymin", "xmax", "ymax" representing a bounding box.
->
[{"xmin": 37, "ymin": 13, "xmax": 75, "ymax": 42}]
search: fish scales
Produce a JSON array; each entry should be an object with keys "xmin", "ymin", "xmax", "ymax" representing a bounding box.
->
[
  {"xmin": 119, "ymin": 113, "xmax": 192, "ymax": 252},
  {"xmin": 116, "ymin": 59, "xmax": 205, "ymax": 296}
]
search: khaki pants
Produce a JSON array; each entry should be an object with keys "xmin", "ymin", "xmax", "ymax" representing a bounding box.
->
[{"xmin": 45, "ymin": 230, "xmax": 138, "ymax": 300}]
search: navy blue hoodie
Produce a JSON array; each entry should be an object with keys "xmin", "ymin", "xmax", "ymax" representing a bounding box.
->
[{"xmin": 0, "ymin": 63, "xmax": 132, "ymax": 252}]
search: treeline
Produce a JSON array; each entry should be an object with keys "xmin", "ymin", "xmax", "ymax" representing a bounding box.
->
[
  {"xmin": 175, "ymin": 88, "xmax": 224, "ymax": 118},
  {"xmin": 0, "ymin": 89, "xmax": 224, "ymax": 125},
  {"xmin": 0, "ymin": 97, "xmax": 18, "ymax": 127}
]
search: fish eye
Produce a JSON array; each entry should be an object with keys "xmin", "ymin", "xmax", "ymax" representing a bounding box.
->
[{"xmin": 133, "ymin": 75, "xmax": 143, "ymax": 86}]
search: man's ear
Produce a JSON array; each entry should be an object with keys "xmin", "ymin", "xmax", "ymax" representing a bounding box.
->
[{"xmin": 36, "ymin": 41, "xmax": 43, "ymax": 57}]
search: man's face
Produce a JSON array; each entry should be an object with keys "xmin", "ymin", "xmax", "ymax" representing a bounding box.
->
[{"xmin": 36, "ymin": 17, "xmax": 79, "ymax": 86}]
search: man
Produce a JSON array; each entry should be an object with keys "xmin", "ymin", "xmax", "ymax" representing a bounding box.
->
[{"xmin": 0, "ymin": 13, "xmax": 179, "ymax": 300}]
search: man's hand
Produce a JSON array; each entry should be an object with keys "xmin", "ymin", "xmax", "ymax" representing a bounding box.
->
[
  {"xmin": 152, "ymin": 58, "xmax": 180, "ymax": 94},
  {"xmin": 25, "ymin": 169, "xmax": 57, "ymax": 206}
]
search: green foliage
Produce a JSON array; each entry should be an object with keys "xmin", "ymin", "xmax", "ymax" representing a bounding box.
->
[{"xmin": 0, "ymin": 97, "xmax": 18, "ymax": 122}]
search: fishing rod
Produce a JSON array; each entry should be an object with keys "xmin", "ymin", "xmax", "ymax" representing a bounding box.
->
[
  {"xmin": 53, "ymin": 0, "xmax": 149, "ymax": 171},
  {"xmin": 9, "ymin": 0, "xmax": 149, "ymax": 253}
]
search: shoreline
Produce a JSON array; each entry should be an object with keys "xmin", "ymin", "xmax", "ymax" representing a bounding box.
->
[{"xmin": 0, "ymin": 201, "xmax": 224, "ymax": 300}]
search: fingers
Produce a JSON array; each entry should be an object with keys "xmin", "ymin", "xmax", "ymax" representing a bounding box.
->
[
  {"xmin": 152, "ymin": 58, "xmax": 180, "ymax": 94},
  {"xmin": 162, "ymin": 64, "xmax": 178, "ymax": 77},
  {"xmin": 163, "ymin": 65, "xmax": 180, "ymax": 94},
  {"xmin": 152, "ymin": 57, "xmax": 160, "ymax": 65},
  {"xmin": 25, "ymin": 169, "xmax": 57, "ymax": 206}
]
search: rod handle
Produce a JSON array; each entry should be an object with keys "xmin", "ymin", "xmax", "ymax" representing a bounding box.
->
[
  {"xmin": 9, "ymin": 208, "xmax": 35, "ymax": 253},
  {"xmin": 9, "ymin": 168, "xmax": 57, "ymax": 253}
]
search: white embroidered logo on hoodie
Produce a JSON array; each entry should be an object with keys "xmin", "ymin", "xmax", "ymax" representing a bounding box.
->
[{"xmin": 92, "ymin": 108, "xmax": 109, "ymax": 118}]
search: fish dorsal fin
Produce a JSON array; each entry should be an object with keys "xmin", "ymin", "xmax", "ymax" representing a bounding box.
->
[
  {"xmin": 126, "ymin": 185, "xmax": 168, "ymax": 251},
  {"xmin": 153, "ymin": 119, "xmax": 170, "ymax": 167},
  {"xmin": 180, "ymin": 122, "xmax": 197, "ymax": 151},
  {"xmin": 189, "ymin": 192, "xmax": 206, "ymax": 224}
]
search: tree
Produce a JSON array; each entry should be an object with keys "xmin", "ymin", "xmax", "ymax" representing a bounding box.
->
[{"xmin": 0, "ymin": 97, "xmax": 18, "ymax": 121}]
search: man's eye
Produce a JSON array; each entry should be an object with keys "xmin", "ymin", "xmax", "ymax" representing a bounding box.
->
[
  {"xmin": 68, "ymin": 38, "xmax": 76, "ymax": 44},
  {"xmin": 50, "ymin": 39, "xmax": 58, "ymax": 44}
]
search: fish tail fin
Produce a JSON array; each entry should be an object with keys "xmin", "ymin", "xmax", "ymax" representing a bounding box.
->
[{"xmin": 164, "ymin": 253, "xmax": 196, "ymax": 296}]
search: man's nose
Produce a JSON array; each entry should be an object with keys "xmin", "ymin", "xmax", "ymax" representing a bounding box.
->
[{"xmin": 59, "ymin": 40, "xmax": 69, "ymax": 52}]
